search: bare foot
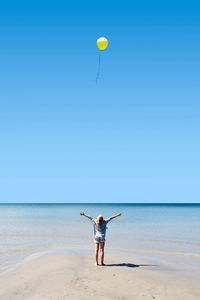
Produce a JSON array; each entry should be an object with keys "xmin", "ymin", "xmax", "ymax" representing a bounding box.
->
[
  {"xmin": 95, "ymin": 263, "xmax": 99, "ymax": 266},
  {"xmin": 101, "ymin": 263, "xmax": 106, "ymax": 266}
]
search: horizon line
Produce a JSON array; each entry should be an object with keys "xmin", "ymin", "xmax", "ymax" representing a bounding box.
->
[{"xmin": 0, "ymin": 202, "xmax": 199, "ymax": 205}]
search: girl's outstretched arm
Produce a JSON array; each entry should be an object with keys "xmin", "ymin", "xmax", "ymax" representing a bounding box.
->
[
  {"xmin": 80, "ymin": 212, "xmax": 95, "ymax": 222},
  {"xmin": 106, "ymin": 213, "xmax": 122, "ymax": 223}
]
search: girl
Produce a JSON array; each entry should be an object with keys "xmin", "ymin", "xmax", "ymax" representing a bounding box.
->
[{"xmin": 80, "ymin": 212, "xmax": 122, "ymax": 266}]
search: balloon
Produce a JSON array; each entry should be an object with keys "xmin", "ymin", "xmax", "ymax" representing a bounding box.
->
[{"xmin": 97, "ymin": 37, "xmax": 108, "ymax": 51}]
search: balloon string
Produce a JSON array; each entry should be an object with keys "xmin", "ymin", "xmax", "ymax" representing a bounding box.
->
[{"xmin": 96, "ymin": 53, "xmax": 101, "ymax": 84}]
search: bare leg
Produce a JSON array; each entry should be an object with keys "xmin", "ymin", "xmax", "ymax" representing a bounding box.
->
[
  {"xmin": 100, "ymin": 242, "xmax": 105, "ymax": 265},
  {"xmin": 95, "ymin": 243, "xmax": 99, "ymax": 266}
]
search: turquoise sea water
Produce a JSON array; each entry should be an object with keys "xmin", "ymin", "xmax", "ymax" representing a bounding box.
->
[{"xmin": 0, "ymin": 204, "xmax": 200, "ymax": 276}]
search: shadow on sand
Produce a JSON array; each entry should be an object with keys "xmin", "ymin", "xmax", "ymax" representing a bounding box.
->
[{"xmin": 105, "ymin": 263, "xmax": 159, "ymax": 268}]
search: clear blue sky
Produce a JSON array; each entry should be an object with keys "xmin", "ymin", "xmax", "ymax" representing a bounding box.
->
[{"xmin": 0, "ymin": 0, "xmax": 200, "ymax": 203}]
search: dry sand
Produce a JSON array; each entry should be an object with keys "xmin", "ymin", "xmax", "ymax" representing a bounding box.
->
[{"xmin": 0, "ymin": 251, "xmax": 199, "ymax": 300}]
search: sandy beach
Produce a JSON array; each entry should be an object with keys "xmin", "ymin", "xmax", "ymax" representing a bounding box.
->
[{"xmin": 0, "ymin": 250, "xmax": 199, "ymax": 300}]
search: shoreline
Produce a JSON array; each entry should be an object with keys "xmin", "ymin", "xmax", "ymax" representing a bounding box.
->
[{"xmin": 1, "ymin": 243, "xmax": 200, "ymax": 282}]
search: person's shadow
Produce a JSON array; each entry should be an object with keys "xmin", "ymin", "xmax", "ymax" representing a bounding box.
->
[{"xmin": 105, "ymin": 263, "xmax": 158, "ymax": 268}]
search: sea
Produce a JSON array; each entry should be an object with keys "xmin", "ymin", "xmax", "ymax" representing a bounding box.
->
[{"xmin": 0, "ymin": 203, "xmax": 200, "ymax": 278}]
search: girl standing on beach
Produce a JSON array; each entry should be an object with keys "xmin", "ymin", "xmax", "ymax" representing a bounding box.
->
[{"xmin": 80, "ymin": 212, "xmax": 122, "ymax": 266}]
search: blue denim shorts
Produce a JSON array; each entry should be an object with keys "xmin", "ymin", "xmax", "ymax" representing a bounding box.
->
[{"xmin": 94, "ymin": 235, "xmax": 105, "ymax": 243}]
